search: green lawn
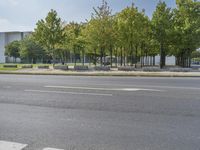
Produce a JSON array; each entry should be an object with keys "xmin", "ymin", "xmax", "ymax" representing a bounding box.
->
[
  {"xmin": 0, "ymin": 67, "xmax": 19, "ymax": 71},
  {"xmin": 0, "ymin": 63, "xmax": 96, "ymax": 70}
]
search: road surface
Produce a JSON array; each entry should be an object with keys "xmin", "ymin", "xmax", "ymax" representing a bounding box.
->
[{"xmin": 0, "ymin": 75, "xmax": 200, "ymax": 150}]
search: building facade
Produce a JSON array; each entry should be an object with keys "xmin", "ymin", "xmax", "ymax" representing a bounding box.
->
[{"xmin": 0, "ymin": 31, "xmax": 32, "ymax": 63}]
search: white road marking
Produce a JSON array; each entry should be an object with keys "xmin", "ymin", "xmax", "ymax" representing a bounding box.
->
[
  {"xmin": 141, "ymin": 85, "xmax": 200, "ymax": 91},
  {"xmin": 122, "ymin": 88, "xmax": 162, "ymax": 92},
  {"xmin": 24, "ymin": 90, "xmax": 113, "ymax": 97},
  {"xmin": 43, "ymin": 148, "xmax": 64, "ymax": 150},
  {"xmin": 0, "ymin": 141, "xmax": 27, "ymax": 150},
  {"xmin": 45, "ymin": 85, "xmax": 163, "ymax": 92},
  {"xmin": 80, "ymin": 83, "xmax": 200, "ymax": 91}
]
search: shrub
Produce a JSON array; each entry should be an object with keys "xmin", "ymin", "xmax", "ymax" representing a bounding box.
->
[
  {"xmin": 54, "ymin": 65, "xmax": 68, "ymax": 71},
  {"xmin": 21, "ymin": 65, "xmax": 33, "ymax": 69},
  {"xmin": 118, "ymin": 66, "xmax": 137, "ymax": 71},
  {"xmin": 169, "ymin": 68, "xmax": 192, "ymax": 72},
  {"xmin": 142, "ymin": 67, "xmax": 162, "ymax": 72},
  {"xmin": 3, "ymin": 64, "xmax": 17, "ymax": 68},
  {"xmin": 94, "ymin": 66, "xmax": 111, "ymax": 71},
  {"xmin": 38, "ymin": 65, "xmax": 49, "ymax": 69},
  {"xmin": 74, "ymin": 65, "xmax": 89, "ymax": 71}
]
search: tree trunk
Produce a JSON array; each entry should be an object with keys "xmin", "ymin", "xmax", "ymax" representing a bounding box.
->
[
  {"xmin": 95, "ymin": 49, "xmax": 97, "ymax": 66},
  {"xmin": 74, "ymin": 49, "xmax": 76, "ymax": 66},
  {"xmin": 145, "ymin": 52, "xmax": 148, "ymax": 66},
  {"xmin": 135, "ymin": 45, "xmax": 138, "ymax": 68},
  {"xmin": 123, "ymin": 48, "xmax": 126, "ymax": 66},
  {"xmin": 143, "ymin": 56, "xmax": 145, "ymax": 67},
  {"xmin": 160, "ymin": 43, "xmax": 165, "ymax": 69},
  {"xmin": 115, "ymin": 47, "xmax": 118, "ymax": 67},
  {"xmin": 103, "ymin": 52, "xmax": 106, "ymax": 66},
  {"xmin": 120, "ymin": 47, "xmax": 123, "ymax": 66},
  {"xmin": 140, "ymin": 46, "xmax": 143, "ymax": 68},
  {"xmin": 150, "ymin": 56, "xmax": 152, "ymax": 66},
  {"xmin": 189, "ymin": 57, "xmax": 191, "ymax": 68},
  {"xmin": 110, "ymin": 45, "xmax": 113, "ymax": 67},
  {"xmin": 100, "ymin": 47, "xmax": 103, "ymax": 67},
  {"xmin": 131, "ymin": 44, "xmax": 134, "ymax": 66},
  {"xmin": 82, "ymin": 50, "xmax": 85, "ymax": 66}
]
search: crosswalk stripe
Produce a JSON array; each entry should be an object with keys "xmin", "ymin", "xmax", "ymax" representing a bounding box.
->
[
  {"xmin": 0, "ymin": 141, "xmax": 27, "ymax": 150},
  {"xmin": 43, "ymin": 148, "xmax": 64, "ymax": 150}
]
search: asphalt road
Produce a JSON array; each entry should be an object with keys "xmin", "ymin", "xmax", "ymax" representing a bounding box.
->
[{"xmin": 0, "ymin": 75, "xmax": 200, "ymax": 150}]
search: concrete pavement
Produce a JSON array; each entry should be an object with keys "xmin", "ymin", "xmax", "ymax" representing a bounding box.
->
[
  {"xmin": 0, "ymin": 75, "xmax": 200, "ymax": 150},
  {"xmin": 1, "ymin": 69, "xmax": 200, "ymax": 77}
]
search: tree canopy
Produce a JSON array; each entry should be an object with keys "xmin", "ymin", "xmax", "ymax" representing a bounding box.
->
[
  {"xmin": 5, "ymin": 41, "xmax": 20, "ymax": 62},
  {"xmin": 33, "ymin": 9, "xmax": 65, "ymax": 64},
  {"xmin": 5, "ymin": 0, "xmax": 200, "ymax": 67}
]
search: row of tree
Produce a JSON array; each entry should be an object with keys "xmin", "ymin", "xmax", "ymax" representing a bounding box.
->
[{"xmin": 5, "ymin": 0, "xmax": 200, "ymax": 68}]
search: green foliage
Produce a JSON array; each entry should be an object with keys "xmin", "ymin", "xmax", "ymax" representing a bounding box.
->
[
  {"xmin": 173, "ymin": 0, "xmax": 200, "ymax": 53},
  {"xmin": 33, "ymin": 9, "xmax": 65, "ymax": 60},
  {"xmin": 63, "ymin": 22, "xmax": 87, "ymax": 65},
  {"xmin": 170, "ymin": 0, "xmax": 200, "ymax": 67},
  {"xmin": 5, "ymin": 41, "xmax": 20, "ymax": 60},
  {"xmin": 191, "ymin": 50, "xmax": 200, "ymax": 58},
  {"xmin": 5, "ymin": 0, "xmax": 199, "ymax": 68},
  {"xmin": 152, "ymin": 1, "xmax": 173, "ymax": 68},
  {"xmin": 88, "ymin": 0, "xmax": 115, "ymax": 66},
  {"xmin": 20, "ymin": 36, "xmax": 45, "ymax": 64},
  {"xmin": 152, "ymin": 1, "xmax": 173, "ymax": 44}
]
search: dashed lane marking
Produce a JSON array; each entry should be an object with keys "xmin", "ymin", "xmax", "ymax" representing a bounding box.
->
[
  {"xmin": 0, "ymin": 141, "xmax": 27, "ymax": 150},
  {"xmin": 45, "ymin": 85, "xmax": 163, "ymax": 92},
  {"xmin": 43, "ymin": 148, "xmax": 64, "ymax": 150},
  {"xmin": 0, "ymin": 141, "xmax": 65, "ymax": 150},
  {"xmin": 24, "ymin": 89, "xmax": 113, "ymax": 97}
]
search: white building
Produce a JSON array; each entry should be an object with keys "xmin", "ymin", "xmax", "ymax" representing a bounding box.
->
[
  {"xmin": 141, "ymin": 55, "xmax": 176, "ymax": 66},
  {"xmin": 155, "ymin": 55, "xmax": 176, "ymax": 65},
  {"xmin": 0, "ymin": 31, "xmax": 32, "ymax": 63}
]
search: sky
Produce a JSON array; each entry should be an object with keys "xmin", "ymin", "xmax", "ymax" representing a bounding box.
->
[{"xmin": 0, "ymin": 0, "xmax": 176, "ymax": 32}]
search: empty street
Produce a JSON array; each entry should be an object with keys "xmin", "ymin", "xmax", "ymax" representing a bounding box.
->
[{"xmin": 0, "ymin": 75, "xmax": 200, "ymax": 150}]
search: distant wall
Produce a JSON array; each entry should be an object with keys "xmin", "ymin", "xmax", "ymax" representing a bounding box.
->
[
  {"xmin": 0, "ymin": 32, "xmax": 32, "ymax": 63},
  {"xmin": 155, "ymin": 55, "xmax": 176, "ymax": 65},
  {"xmin": 0, "ymin": 33, "xmax": 6, "ymax": 63}
]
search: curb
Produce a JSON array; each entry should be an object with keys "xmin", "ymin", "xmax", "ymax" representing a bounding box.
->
[{"xmin": 0, "ymin": 71, "xmax": 200, "ymax": 77}]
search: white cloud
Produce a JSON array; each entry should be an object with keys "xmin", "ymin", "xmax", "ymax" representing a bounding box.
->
[
  {"xmin": 0, "ymin": 18, "xmax": 33, "ymax": 32},
  {"xmin": 0, "ymin": 0, "xmax": 176, "ymax": 31},
  {"xmin": 8, "ymin": 0, "xmax": 19, "ymax": 6},
  {"xmin": 0, "ymin": 0, "xmax": 19, "ymax": 6}
]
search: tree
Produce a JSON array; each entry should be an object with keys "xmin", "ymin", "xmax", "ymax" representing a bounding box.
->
[
  {"xmin": 117, "ymin": 4, "xmax": 145, "ymax": 67},
  {"xmin": 5, "ymin": 41, "xmax": 20, "ymax": 62},
  {"xmin": 83, "ymin": 19, "xmax": 99, "ymax": 66},
  {"xmin": 152, "ymin": 1, "xmax": 173, "ymax": 68},
  {"xmin": 135, "ymin": 10, "xmax": 152, "ymax": 67},
  {"xmin": 116, "ymin": 11, "xmax": 130, "ymax": 66},
  {"xmin": 20, "ymin": 36, "xmax": 45, "ymax": 64},
  {"xmin": 76, "ymin": 31, "xmax": 87, "ymax": 66},
  {"xmin": 33, "ymin": 9, "xmax": 65, "ymax": 65},
  {"xmin": 91, "ymin": 0, "xmax": 113, "ymax": 66},
  {"xmin": 172, "ymin": 0, "xmax": 200, "ymax": 67},
  {"xmin": 64, "ymin": 22, "xmax": 83, "ymax": 66},
  {"xmin": 191, "ymin": 50, "xmax": 200, "ymax": 63},
  {"xmin": 139, "ymin": 12, "xmax": 158, "ymax": 67}
]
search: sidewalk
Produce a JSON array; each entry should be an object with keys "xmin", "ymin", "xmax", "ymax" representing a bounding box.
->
[{"xmin": 0, "ymin": 68, "xmax": 200, "ymax": 77}]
